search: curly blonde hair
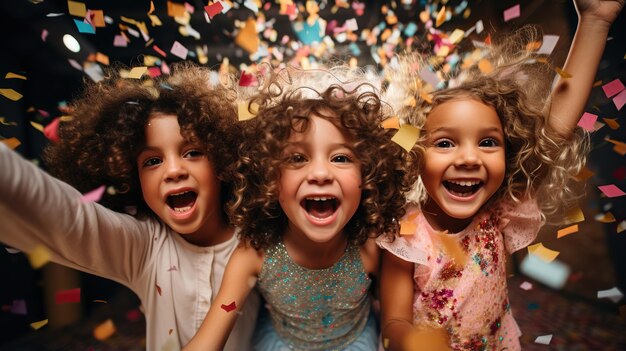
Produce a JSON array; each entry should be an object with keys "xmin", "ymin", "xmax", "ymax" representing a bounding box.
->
[
  {"xmin": 384, "ymin": 25, "xmax": 588, "ymax": 219},
  {"xmin": 44, "ymin": 62, "xmax": 242, "ymax": 220},
  {"xmin": 229, "ymin": 68, "xmax": 419, "ymax": 250}
]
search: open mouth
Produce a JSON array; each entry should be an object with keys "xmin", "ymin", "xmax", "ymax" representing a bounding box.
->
[
  {"xmin": 443, "ymin": 180, "xmax": 483, "ymax": 198},
  {"xmin": 301, "ymin": 196, "xmax": 339, "ymax": 219},
  {"xmin": 166, "ymin": 190, "xmax": 197, "ymax": 213}
]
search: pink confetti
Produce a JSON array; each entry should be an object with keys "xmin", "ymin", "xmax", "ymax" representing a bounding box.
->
[
  {"xmin": 503, "ymin": 4, "xmax": 520, "ymax": 22},
  {"xmin": 41, "ymin": 29, "xmax": 49, "ymax": 42},
  {"xmin": 598, "ymin": 184, "xmax": 625, "ymax": 198},
  {"xmin": 55, "ymin": 288, "xmax": 81, "ymax": 304},
  {"xmin": 204, "ymin": 2, "xmax": 223, "ymax": 19},
  {"xmin": 613, "ymin": 89, "xmax": 626, "ymax": 111},
  {"xmin": 81, "ymin": 185, "xmax": 106, "ymax": 203},
  {"xmin": 520, "ymin": 281, "xmax": 533, "ymax": 291},
  {"xmin": 147, "ymin": 67, "xmax": 162, "ymax": 78},
  {"xmin": 113, "ymin": 35, "xmax": 127, "ymax": 47},
  {"xmin": 43, "ymin": 117, "xmax": 61, "ymax": 143},
  {"xmin": 602, "ymin": 79, "xmax": 625, "ymax": 98},
  {"xmin": 152, "ymin": 45, "xmax": 167, "ymax": 57},
  {"xmin": 170, "ymin": 41, "xmax": 188, "ymax": 60},
  {"xmin": 10, "ymin": 300, "xmax": 27, "ymax": 315},
  {"xmin": 577, "ymin": 112, "xmax": 598, "ymax": 131}
]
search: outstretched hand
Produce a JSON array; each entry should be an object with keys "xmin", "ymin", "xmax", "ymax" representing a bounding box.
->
[{"xmin": 574, "ymin": 0, "xmax": 624, "ymax": 26}]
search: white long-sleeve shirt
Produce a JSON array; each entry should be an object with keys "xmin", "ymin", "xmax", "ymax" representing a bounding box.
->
[{"xmin": 0, "ymin": 143, "xmax": 259, "ymax": 350}]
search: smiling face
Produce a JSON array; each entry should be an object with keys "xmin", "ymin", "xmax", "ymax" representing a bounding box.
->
[
  {"xmin": 421, "ymin": 98, "xmax": 506, "ymax": 232},
  {"xmin": 137, "ymin": 113, "xmax": 229, "ymax": 246},
  {"xmin": 278, "ymin": 116, "xmax": 362, "ymax": 245}
]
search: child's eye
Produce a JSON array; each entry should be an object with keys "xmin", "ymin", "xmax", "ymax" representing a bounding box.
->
[
  {"xmin": 479, "ymin": 138, "xmax": 499, "ymax": 147},
  {"xmin": 184, "ymin": 149, "xmax": 205, "ymax": 158},
  {"xmin": 331, "ymin": 154, "xmax": 353, "ymax": 163},
  {"xmin": 287, "ymin": 153, "xmax": 307, "ymax": 164},
  {"xmin": 142, "ymin": 157, "xmax": 162, "ymax": 168},
  {"xmin": 434, "ymin": 139, "xmax": 454, "ymax": 148}
]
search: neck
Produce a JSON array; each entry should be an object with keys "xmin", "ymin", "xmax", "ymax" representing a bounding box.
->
[
  {"xmin": 182, "ymin": 218, "xmax": 235, "ymax": 247},
  {"xmin": 422, "ymin": 200, "xmax": 473, "ymax": 234},
  {"xmin": 283, "ymin": 229, "xmax": 348, "ymax": 270}
]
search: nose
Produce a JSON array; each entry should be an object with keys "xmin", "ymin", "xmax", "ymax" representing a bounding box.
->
[
  {"xmin": 164, "ymin": 157, "xmax": 189, "ymax": 181},
  {"xmin": 455, "ymin": 145, "xmax": 482, "ymax": 168},
  {"xmin": 306, "ymin": 158, "xmax": 333, "ymax": 184}
]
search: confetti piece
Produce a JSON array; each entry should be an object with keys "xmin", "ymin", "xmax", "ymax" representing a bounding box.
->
[
  {"xmin": 555, "ymin": 67, "xmax": 572, "ymax": 78},
  {"xmin": 167, "ymin": 265, "xmax": 177, "ymax": 272},
  {"xmin": 503, "ymin": 4, "xmax": 520, "ymax": 22},
  {"xmin": 156, "ymin": 284, "xmax": 162, "ymax": 296},
  {"xmin": 438, "ymin": 232, "xmax": 468, "ymax": 267},
  {"xmin": 565, "ymin": 207, "xmax": 585, "ymax": 224},
  {"xmin": 528, "ymin": 243, "xmax": 559, "ymax": 262},
  {"xmin": 449, "ymin": 29, "xmax": 464, "ymax": 44},
  {"xmin": 221, "ymin": 301, "xmax": 237, "ymax": 312},
  {"xmin": 603, "ymin": 118, "xmax": 619, "ymax": 130},
  {"xmin": 205, "ymin": 2, "xmax": 224, "ymax": 19},
  {"xmin": 597, "ymin": 287, "xmax": 624, "ymax": 303},
  {"xmin": 605, "ymin": 138, "xmax": 626, "ymax": 156},
  {"xmin": 598, "ymin": 184, "xmax": 625, "ymax": 198},
  {"xmin": 617, "ymin": 220, "xmax": 626, "ymax": 234},
  {"xmin": 170, "ymin": 41, "xmax": 188, "ymax": 59},
  {"xmin": 30, "ymin": 121, "xmax": 43, "ymax": 132},
  {"xmin": 5, "ymin": 247, "xmax": 20, "ymax": 254},
  {"xmin": 577, "ymin": 112, "xmax": 597, "ymax": 131},
  {"xmin": 238, "ymin": 101, "xmax": 258, "ymax": 121},
  {"xmin": 602, "ymin": 79, "xmax": 625, "ymax": 98},
  {"xmin": 126, "ymin": 309, "xmax": 142, "ymax": 322},
  {"xmin": 93, "ymin": 300, "xmax": 108, "ymax": 303},
  {"xmin": 391, "ymin": 124, "xmax": 420, "ymax": 152},
  {"xmin": 27, "ymin": 245, "xmax": 51, "ymax": 269},
  {"xmin": 235, "ymin": 17, "xmax": 259, "ymax": 54},
  {"xmin": 127, "ymin": 66, "xmax": 148, "ymax": 79},
  {"xmin": 167, "ymin": 1, "xmax": 186, "ymax": 17},
  {"xmin": 0, "ymin": 88, "xmax": 23, "ymax": 101},
  {"xmin": 520, "ymin": 281, "xmax": 533, "ymax": 291},
  {"xmin": 93, "ymin": 319, "xmax": 116, "ymax": 340},
  {"xmin": 594, "ymin": 212, "xmax": 616, "ymax": 223},
  {"xmin": 74, "ymin": 19, "xmax": 95, "ymax": 34},
  {"xmin": 537, "ymin": 35, "xmax": 559, "ymax": 55},
  {"xmin": 10, "ymin": 300, "xmax": 27, "ymax": 315},
  {"xmin": 5, "ymin": 72, "xmax": 26, "ymax": 80},
  {"xmin": 153, "ymin": 45, "xmax": 167, "ymax": 57},
  {"xmin": 1, "ymin": 137, "xmax": 21, "ymax": 149},
  {"xmin": 613, "ymin": 89, "xmax": 626, "ymax": 111},
  {"xmin": 238, "ymin": 71, "xmax": 257, "ymax": 87},
  {"xmin": 520, "ymin": 254, "xmax": 570, "ymax": 289},
  {"xmin": 95, "ymin": 52, "xmax": 109, "ymax": 65},
  {"xmin": 90, "ymin": 10, "xmax": 105, "ymax": 27},
  {"xmin": 400, "ymin": 220, "xmax": 416, "ymax": 235},
  {"xmin": 55, "ymin": 288, "xmax": 81, "ymax": 304},
  {"xmin": 478, "ymin": 59, "xmax": 493, "ymax": 74},
  {"xmin": 43, "ymin": 117, "xmax": 61, "ymax": 143},
  {"xmin": 67, "ymin": 0, "xmax": 87, "ymax": 17},
  {"xmin": 574, "ymin": 167, "xmax": 594, "ymax": 181},
  {"xmin": 30, "ymin": 319, "xmax": 48, "ymax": 330},
  {"xmin": 534, "ymin": 335, "xmax": 552, "ymax": 345},
  {"xmin": 557, "ymin": 224, "xmax": 578, "ymax": 238},
  {"xmin": 435, "ymin": 6, "xmax": 446, "ymax": 27},
  {"xmin": 113, "ymin": 35, "xmax": 127, "ymax": 47},
  {"xmin": 418, "ymin": 67, "xmax": 441, "ymax": 89},
  {"xmin": 81, "ymin": 185, "xmax": 106, "ymax": 203},
  {"xmin": 381, "ymin": 117, "xmax": 400, "ymax": 129}
]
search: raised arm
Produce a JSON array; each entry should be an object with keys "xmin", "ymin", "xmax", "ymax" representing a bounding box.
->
[
  {"xmin": 380, "ymin": 249, "xmax": 415, "ymax": 350},
  {"xmin": 183, "ymin": 244, "xmax": 262, "ymax": 351},
  {"xmin": 548, "ymin": 0, "xmax": 624, "ymax": 137}
]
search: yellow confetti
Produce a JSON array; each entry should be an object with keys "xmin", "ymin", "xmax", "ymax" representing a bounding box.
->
[
  {"xmin": 563, "ymin": 207, "xmax": 585, "ymax": 225},
  {"xmin": 528, "ymin": 243, "xmax": 560, "ymax": 263},
  {"xmin": 95, "ymin": 52, "xmax": 110, "ymax": 65},
  {"xmin": 617, "ymin": 220, "xmax": 626, "ymax": 233},
  {"xmin": 237, "ymin": 101, "xmax": 258, "ymax": 121},
  {"xmin": 448, "ymin": 29, "xmax": 465, "ymax": 44},
  {"xmin": 93, "ymin": 299, "xmax": 108, "ymax": 303},
  {"xmin": 235, "ymin": 17, "xmax": 259, "ymax": 54},
  {"xmin": 127, "ymin": 66, "xmax": 148, "ymax": 79},
  {"xmin": 391, "ymin": 124, "xmax": 420, "ymax": 152},
  {"xmin": 595, "ymin": 212, "xmax": 616, "ymax": 223},
  {"xmin": 435, "ymin": 6, "xmax": 446, "ymax": 27},
  {"xmin": 93, "ymin": 319, "xmax": 116, "ymax": 340},
  {"xmin": 0, "ymin": 117, "xmax": 17, "ymax": 126},
  {"xmin": 437, "ymin": 232, "xmax": 468, "ymax": 267},
  {"xmin": 1, "ymin": 137, "xmax": 21, "ymax": 149},
  {"xmin": 0, "ymin": 88, "xmax": 23, "ymax": 101},
  {"xmin": 5, "ymin": 72, "xmax": 27, "ymax": 80},
  {"xmin": 381, "ymin": 117, "xmax": 400, "ymax": 129},
  {"xmin": 30, "ymin": 121, "xmax": 44, "ymax": 132},
  {"xmin": 557, "ymin": 224, "xmax": 578, "ymax": 238},
  {"xmin": 27, "ymin": 245, "xmax": 51, "ymax": 269},
  {"xmin": 555, "ymin": 67, "xmax": 572, "ymax": 78},
  {"xmin": 30, "ymin": 319, "xmax": 48, "ymax": 330},
  {"xmin": 593, "ymin": 80, "xmax": 603, "ymax": 87},
  {"xmin": 67, "ymin": 0, "xmax": 87, "ymax": 17},
  {"xmin": 149, "ymin": 14, "xmax": 162, "ymax": 26}
]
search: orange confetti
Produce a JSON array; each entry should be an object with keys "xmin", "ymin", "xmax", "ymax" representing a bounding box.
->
[
  {"xmin": 557, "ymin": 224, "xmax": 578, "ymax": 238},
  {"xmin": 437, "ymin": 232, "xmax": 468, "ymax": 267},
  {"xmin": 381, "ymin": 117, "xmax": 400, "ymax": 129},
  {"xmin": 575, "ymin": 166, "xmax": 594, "ymax": 181},
  {"xmin": 603, "ymin": 118, "xmax": 620, "ymax": 130},
  {"xmin": 235, "ymin": 18, "xmax": 260, "ymax": 54},
  {"xmin": 93, "ymin": 319, "xmax": 116, "ymax": 340},
  {"xmin": 555, "ymin": 67, "xmax": 572, "ymax": 78},
  {"xmin": 478, "ymin": 59, "xmax": 493, "ymax": 74},
  {"xmin": 1, "ymin": 137, "xmax": 21, "ymax": 149},
  {"xmin": 435, "ymin": 6, "xmax": 446, "ymax": 27}
]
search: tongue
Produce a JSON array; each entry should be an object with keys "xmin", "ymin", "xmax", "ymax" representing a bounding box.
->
[
  {"xmin": 307, "ymin": 201, "xmax": 335, "ymax": 218},
  {"xmin": 169, "ymin": 192, "xmax": 196, "ymax": 208}
]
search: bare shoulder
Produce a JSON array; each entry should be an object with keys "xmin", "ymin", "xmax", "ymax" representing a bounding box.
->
[
  {"xmin": 231, "ymin": 242, "xmax": 265, "ymax": 275},
  {"xmin": 359, "ymin": 238, "xmax": 381, "ymax": 277}
]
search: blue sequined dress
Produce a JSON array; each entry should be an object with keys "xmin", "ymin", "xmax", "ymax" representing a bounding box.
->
[{"xmin": 253, "ymin": 241, "xmax": 377, "ymax": 351}]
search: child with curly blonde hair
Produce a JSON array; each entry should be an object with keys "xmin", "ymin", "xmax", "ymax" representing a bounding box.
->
[
  {"xmin": 184, "ymin": 68, "xmax": 418, "ymax": 351},
  {"xmin": 379, "ymin": 0, "xmax": 624, "ymax": 350},
  {"xmin": 0, "ymin": 63, "xmax": 259, "ymax": 350}
]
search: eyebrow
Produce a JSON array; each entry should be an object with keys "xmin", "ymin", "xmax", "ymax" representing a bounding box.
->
[
  {"xmin": 429, "ymin": 126, "xmax": 503, "ymax": 134},
  {"xmin": 285, "ymin": 141, "xmax": 353, "ymax": 149}
]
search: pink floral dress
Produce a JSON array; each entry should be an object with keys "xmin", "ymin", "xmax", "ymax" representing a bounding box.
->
[{"xmin": 378, "ymin": 199, "xmax": 541, "ymax": 351}]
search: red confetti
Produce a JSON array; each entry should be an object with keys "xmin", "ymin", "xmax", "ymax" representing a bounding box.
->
[
  {"xmin": 152, "ymin": 45, "xmax": 167, "ymax": 57},
  {"xmin": 55, "ymin": 288, "xmax": 81, "ymax": 304},
  {"xmin": 204, "ymin": 2, "xmax": 223, "ymax": 19},
  {"xmin": 238, "ymin": 71, "xmax": 257, "ymax": 87},
  {"xmin": 220, "ymin": 301, "xmax": 237, "ymax": 312},
  {"xmin": 612, "ymin": 166, "xmax": 625, "ymax": 180},
  {"xmin": 43, "ymin": 117, "xmax": 61, "ymax": 143},
  {"xmin": 126, "ymin": 309, "xmax": 142, "ymax": 322}
]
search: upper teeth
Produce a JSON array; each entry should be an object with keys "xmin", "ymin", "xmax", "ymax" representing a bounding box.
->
[
  {"xmin": 307, "ymin": 196, "xmax": 334, "ymax": 201},
  {"xmin": 170, "ymin": 190, "xmax": 191, "ymax": 196},
  {"xmin": 447, "ymin": 180, "xmax": 480, "ymax": 187}
]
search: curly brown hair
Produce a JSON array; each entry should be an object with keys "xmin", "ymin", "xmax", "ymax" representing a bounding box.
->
[
  {"xmin": 43, "ymin": 62, "xmax": 242, "ymax": 220},
  {"xmin": 229, "ymin": 70, "xmax": 419, "ymax": 250},
  {"xmin": 384, "ymin": 25, "xmax": 589, "ymax": 219}
]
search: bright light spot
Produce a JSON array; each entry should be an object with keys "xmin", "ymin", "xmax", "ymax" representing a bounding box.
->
[{"xmin": 63, "ymin": 34, "xmax": 80, "ymax": 53}]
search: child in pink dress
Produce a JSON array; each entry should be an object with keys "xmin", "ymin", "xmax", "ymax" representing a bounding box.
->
[{"xmin": 378, "ymin": 0, "xmax": 624, "ymax": 350}]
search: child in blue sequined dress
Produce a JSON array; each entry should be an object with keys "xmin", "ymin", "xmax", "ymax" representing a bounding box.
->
[{"xmin": 184, "ymin": 68, "xmax": 418, "ymax": 351}]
